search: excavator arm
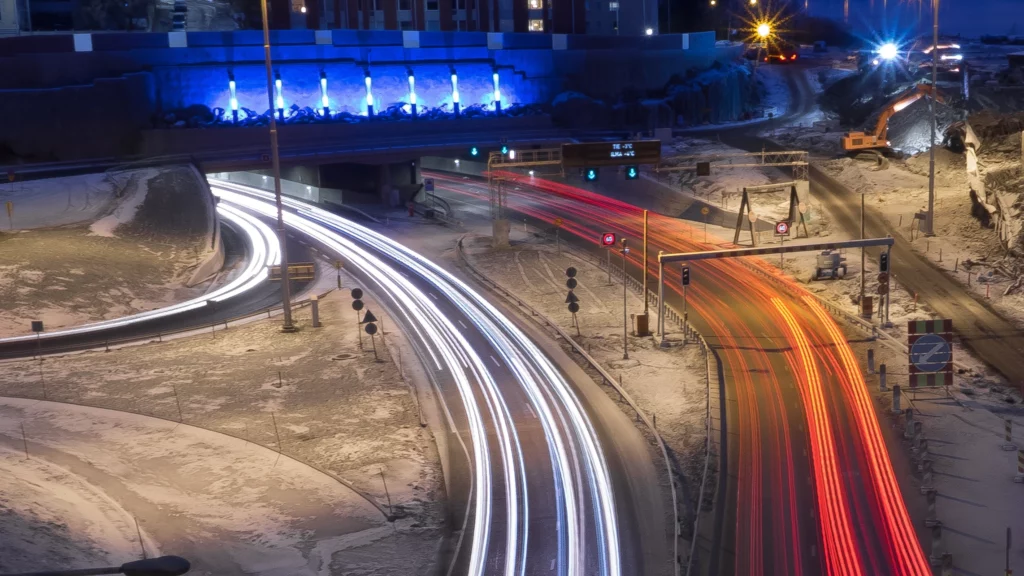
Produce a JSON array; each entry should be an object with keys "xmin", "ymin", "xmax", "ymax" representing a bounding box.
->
[{"xmin": 843, "ymin": 83, "xmax": 944, "ymax": 152}]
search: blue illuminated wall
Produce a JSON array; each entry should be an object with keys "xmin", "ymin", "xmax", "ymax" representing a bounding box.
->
[
  {"xmin": 0, "ymin": 30, "xmax": 745, "ymax": 159},
  {"xmin": 171, "ymin": 61, "xmax": 529, "ymax": 119}
]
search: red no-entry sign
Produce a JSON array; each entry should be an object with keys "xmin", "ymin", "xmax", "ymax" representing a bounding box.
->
[
  {"xmin": 601, "ymin": 232, "xmax": 617, "ymax": 246},
  {"xmin": 775, "ymin": 221, "xmax": 790, "ymax": 236}
]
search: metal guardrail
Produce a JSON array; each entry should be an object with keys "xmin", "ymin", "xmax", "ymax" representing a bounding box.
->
[{"xmin": 456, "ymin": 234, "xmax": 721, "ymax": 576}]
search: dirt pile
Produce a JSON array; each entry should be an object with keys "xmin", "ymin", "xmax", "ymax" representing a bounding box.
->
[{"xmin": 886, "ymin": 97, "xmax": 961, "ymax": 155}]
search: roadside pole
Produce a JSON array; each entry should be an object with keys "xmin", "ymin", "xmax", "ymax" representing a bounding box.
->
[
  {"xmin": 621, "ymin": 239, "xmax": 629, "ymax": 360},
  {"xmin": 861, "ymin": 192, "xmax": 866, "ymax": 317},
  {"xmin": 260, "ymin": 0, "xmax": 293, "ymax": 331}
]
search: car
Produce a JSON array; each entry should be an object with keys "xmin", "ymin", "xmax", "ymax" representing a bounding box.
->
[{"xmin": 763, "ymin": 41, "xmax": 799, "ymax": 63}]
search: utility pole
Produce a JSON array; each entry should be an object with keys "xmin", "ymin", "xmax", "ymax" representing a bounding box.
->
[
  {"xmin": 621, "ymin": 238, "xmax": 629, "ymax": 360},
  {"xmin": 925, "ymin": 0, "xmax": 939, "ymax": 236},
  {"xmin": 261, "ymin": 0, "xmax": 294, "ymax": 331},
  {"xmin": 861, "ymin": 192, "xmax": 866, "ymax": 311},
  {"xmin": 642, "ymin": 210, "xmax": 649, "ymax": 316}
]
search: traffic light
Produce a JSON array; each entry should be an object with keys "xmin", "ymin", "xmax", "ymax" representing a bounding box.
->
[
  {"xmin": 470, "ymin": 146, "xmax": 480, "ymax": 157},
  {"xmin": 681, "ymin": 265, "xmax": 691, "ymax": 286},
  {"xmin": 879, "ymin": 252, "xmax": 889, "ymax": 273},
  {"xmin": 585, "ymin": 168, "xmax": 599, "ymax": 182},
  {"xmin": 625, "ymin": 165, "xmax": 639, "ymax": 180}
]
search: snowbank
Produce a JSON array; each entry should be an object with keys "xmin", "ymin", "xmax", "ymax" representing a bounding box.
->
[
  {"xmin": 0, "ymin": 173, "xmax": 114, "ymax": 230},
  {"xmin": 88, "ymin": 169, "xmax": 157, "ymax": 237}
]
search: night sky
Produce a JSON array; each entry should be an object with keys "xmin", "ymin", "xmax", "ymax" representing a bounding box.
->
[{"xmin": 806, "ymin": 0, "xmax": 1024, "ymax": 38}]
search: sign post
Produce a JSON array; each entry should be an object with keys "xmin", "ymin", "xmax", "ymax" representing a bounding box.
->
[
  {"xmin": 774, "ymin": 220, "xmax": 790, "ymax": 268},
  {"xmin": 602, "ymin": 233, "xmax": 616, "ymax": 285},
  {"xmin": 554, "ymin": 217, "xmax": 563, "ymax": 254},
  {"xmin": 908, "ymin": 319, "xmax": 954, "ymax": 388},
  {"xmin": 701, "ymin": 206, "xmax": 710, "ymax": 243}
]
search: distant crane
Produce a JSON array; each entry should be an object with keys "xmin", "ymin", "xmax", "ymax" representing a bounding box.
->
[{"xmin": 841, "ymin": 83, "xmax": 944, "ymax": 153}]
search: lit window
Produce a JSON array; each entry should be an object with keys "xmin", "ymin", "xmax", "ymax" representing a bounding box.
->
[
  {"xmin": 528, "ymin": 0, "xmax": 542, "ymax": 8},
  {"xmin": 608, "ymin": 1, "xmax": 618, "ymax": 7},
  {"xmin": 528, "ymin": 18, "xmax": 543, "ymax": 31}
]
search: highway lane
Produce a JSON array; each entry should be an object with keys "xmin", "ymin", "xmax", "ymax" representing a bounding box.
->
[
  {"xmin": 0, "ymin": 203, "xmax": 312, "ymax": 359},
  {"xmin": 430, "ymin": 169, "xmax": 932, "ymax": 575},
  {"xmin": 211, "ymin": 180, "xmax": 643, "ymax": 576}
]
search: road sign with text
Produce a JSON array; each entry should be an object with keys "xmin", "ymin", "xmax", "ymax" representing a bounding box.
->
[{"xmin": 561, "ymin": 141, "xmax": 662, "ymax": 168}]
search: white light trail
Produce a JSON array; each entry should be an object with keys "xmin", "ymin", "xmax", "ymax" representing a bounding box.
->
[
  {"xmin": 0, "ymin": 203, "xmax": 279, "ymax": 344},
  {"xmin": 212, "ymin": 179, "xmax": 622, "ymax": 576}
]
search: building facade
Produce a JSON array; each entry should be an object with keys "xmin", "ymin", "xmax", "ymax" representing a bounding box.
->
[{"xmin": 283, "ymin": 0, "xmax": 654, "ymax": 35}]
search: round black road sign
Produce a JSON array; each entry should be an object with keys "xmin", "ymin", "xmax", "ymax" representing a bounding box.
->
[
  {"xmin": 365, "ymin": 323, "xmax": 378, "ymax": 335},
  {"xmin": 565, "ymin": 267, "xmax": 577, "ymax": 278},
  {"xmin": 566, "ymin": 278, "xmax": 578, "ymax": 289},
  {"xmin": 352, "ymin": 300, "xmax": 364, "ymax": 311},
  {"xmin": 568, "ymin": 302, "xmax": 580, "ymax": 313},
  {"xmin": 351, "ymin": 288, "xmax": 363, "ymax": 300}
]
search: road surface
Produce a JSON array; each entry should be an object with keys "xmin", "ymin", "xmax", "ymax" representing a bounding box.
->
[
  {"xmin": 212, "ymin": 180, "xmax": 667, "ymax": 576},
  {"xmin": 430, "ymin": 168, "xmax": 932, "ymax": 576}
]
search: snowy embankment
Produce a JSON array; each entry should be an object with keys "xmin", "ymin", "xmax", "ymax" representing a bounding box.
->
[{"xmin": 0, "ymin": 167, "xmax": 221, "ymax": 337}]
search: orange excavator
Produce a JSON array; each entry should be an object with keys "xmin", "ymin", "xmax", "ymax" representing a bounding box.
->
[{"xmin": 841, "ymin": 83, "xmax": 944, "ymax": 152}]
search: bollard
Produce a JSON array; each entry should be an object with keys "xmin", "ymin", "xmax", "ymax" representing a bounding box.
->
[
  {"xmin": 879, "ymin": 364, "xmax": 888, "ymax": 391},
  {"xmin": 904, "ymin": 407, "xmax": 915, "ymax": 438},
  {"xmin": 1016, "ymin": 450, "xmax": 1024, "ymax": 483},
  {"xmin": 912, "ymin": 421, "xmax": 924, "ymax": 455},
  {"xmin": 916, "ymin": 440, "xmax": 930, "ymax": 467},
  {"xmin": 892, "ymin": 385, "xmax": 902, "ymax": 414},
  {"xmin": 1002, "ymin": 419, "xmax": 1017, "ymax": 451},
  {"xmin": 868, "ymin": 349, "xmax": 875, "ymax": 374},
  {"xmin": 923, "ymin": 486, "xmax": 939, "ymax": 525},
  {"xmin": 930, "ymin": 525, "xmax": 944, "ymax": 566},
  {"xmin": 939, "ymin": 553, "xmax": 952, "ymax": 576},
  {"xmin": 311, "ymin": 296, "xmax": 321, "ymax": 328}
]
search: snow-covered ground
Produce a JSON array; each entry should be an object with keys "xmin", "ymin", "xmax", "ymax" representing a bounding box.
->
[
  {"xmin": 0, "ymin": 289, "xmax": 444, "ymax": 575},
  {"xmin": 0, "ymin": 398, "xmax": 381, "ymax": 576},
  {"xmin": 0, "ymin": 173, "xmax": 116, "ymax": 231},
  {"xmin": 0, "ymin": 167, "xmax": 220, "ymax": 337}
]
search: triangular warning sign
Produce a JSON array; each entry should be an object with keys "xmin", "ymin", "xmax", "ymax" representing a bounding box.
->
[
  {"xmin": 564, "ymin": 292, "xmax": 579, "ymax": 304},
  {"xmin": 362, "ymin": 310, "xmax": 378, "ymax": 324}
]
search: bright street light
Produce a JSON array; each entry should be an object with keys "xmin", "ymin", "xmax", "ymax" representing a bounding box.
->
[
  {"xmin": 878, "ymin": 42, "xmax": 898, "ymax": 60},
  {"xmin": 756, "ymin": 23, "xmax": 771, "ymax": 38},
  {"xmin": 645, "ymin": 27, "xmax": 654, "ymax": 35}
]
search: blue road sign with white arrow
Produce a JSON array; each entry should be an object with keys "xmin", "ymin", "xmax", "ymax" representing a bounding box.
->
[{"xmin": 910, "ymin": 333, "xmax": 952, "ymax": 372}]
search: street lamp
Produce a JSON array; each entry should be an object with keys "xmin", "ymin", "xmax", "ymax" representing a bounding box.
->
[
  {"xmin": 260, "ymin": 0, "xmax": 295, "ymax": 331},
  {"xmin": 1, "ymin": 555, "xmax": 191, "ymax": 576},
  {"xmin": 878, "ymin": 42, "xmax": 898, "ymax": 60},
  {"xmin": 756, "ymin": 22, "xmax": 771, "ymax": 39}
]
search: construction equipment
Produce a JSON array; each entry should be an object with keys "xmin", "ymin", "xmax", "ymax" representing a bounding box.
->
[
  {"xmin": 842, "ymin": 83, "xmax": 944, "ymax": 153},
  {"xmin": 814, "ymin": 250, "xmax": 847, "ymax": 280}
]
